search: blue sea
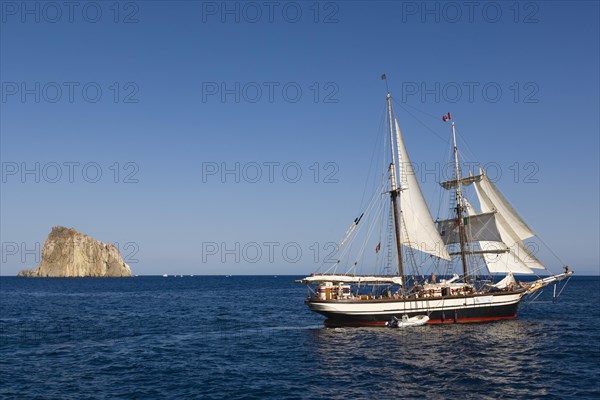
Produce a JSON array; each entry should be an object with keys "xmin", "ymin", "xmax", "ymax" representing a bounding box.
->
[{"xmin": 1, "ymin": 276, "xmax": 598, "ymax": 399}]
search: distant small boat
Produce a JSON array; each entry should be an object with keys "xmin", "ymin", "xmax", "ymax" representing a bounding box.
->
[
  {"xmin": 162, "ymin": 274, "xmax": 168, "ymax": 278},
  {"xmin": 386, "ymin": 314, "xmax": 429, "ymax": 328}
]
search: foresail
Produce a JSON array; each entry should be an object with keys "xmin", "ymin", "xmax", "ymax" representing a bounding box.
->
[
  {"xmin": 474, "ymin": 170, "xmax": 535, "ymax": 241},
  {"xmin": 479, "ymin": 241, "xmax": 535, "ymax": 274},
  {"xmin": 511, "ymin": 240, "xmax": 544, "ymax": 270},
  {"xmin": 395, "ymin": 119, "xmax": 451, "ymax": 261},
  {"xmin": 472, "ymin": 172, "xmax": 544, "ymax": 272}
]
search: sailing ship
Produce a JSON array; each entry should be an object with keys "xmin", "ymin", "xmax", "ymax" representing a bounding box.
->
[{"xmin": 297, "ymin": 78, "xmax": 572, "ymax": 326}]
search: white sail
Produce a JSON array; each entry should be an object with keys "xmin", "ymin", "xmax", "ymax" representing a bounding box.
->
[
  {"xmin": 299, "ymin": 274, "xmax": 404, "ymax": 285},
  {"xmin": 478, "ymin": 241, "xmax": 536, "ymax": 274},
  {"xmin": 491, "ymin": 272, "xmax": 516, "ymax": 289},
  {"xmin": 474, "ymin": 171, "xmax": 534, "ymax": 241},
  {"xmin": 463, "ymin": 199, "xmax": 535, "ymax": 274},
  {"xmin": 395, "ymin": 119, "xmax": 451, "ymax": 261},
  {"xmin": 510, "ymin": 240, "xmax": 544, "ymax": 270},
  {"xmin": 471, "ymin": 173, "xmax": 544, "ymax": 273}
]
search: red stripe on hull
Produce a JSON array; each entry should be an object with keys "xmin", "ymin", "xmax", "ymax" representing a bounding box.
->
[
  {"xmin": 427, "ymin": 314, "xmax": 517, "ymax": 324},
  {"xmin": 324, "ymin": 320, "xmax": 387, "ymax": 327},
  {"xmin": 324, "ymin": 314, "xmax": 517, "ymax": 327}
]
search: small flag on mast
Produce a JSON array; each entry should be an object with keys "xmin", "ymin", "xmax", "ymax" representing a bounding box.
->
[
  {"xmin": 381, "ymin": 74, "xmax": 387, "ymax": 80},
  {"xmin": 375, "ymin": 242, "xmax": 381, "ymax": 253},
  {"xmin": 442, "ymin": 112, "xmax": 452, "ymax": 122},
  {"xmin": 354, "ymin": 213, "xmax": 364, "ymax": 225}
]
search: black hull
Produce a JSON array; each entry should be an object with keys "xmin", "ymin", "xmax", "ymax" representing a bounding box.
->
[{"xmin": 317, "ymin": 301, "xmax": 521, "ymax": 327}]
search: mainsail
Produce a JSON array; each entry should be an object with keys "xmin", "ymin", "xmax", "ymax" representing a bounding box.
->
[{"xmin": 394, "ymin": 119, "xmax": 451, "ymax": 261}]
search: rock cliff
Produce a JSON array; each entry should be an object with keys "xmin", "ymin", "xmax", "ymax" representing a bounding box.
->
[{"xmin": 18, "ymin": 226, "xmax": 132, "ymax": 277}]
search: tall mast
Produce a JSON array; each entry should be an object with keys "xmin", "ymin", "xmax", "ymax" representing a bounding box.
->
[
  {"xmin": 450, "ymin": 119, "xmax": 470, "ymax": 283},
  {"xmin": 386, "ymin": 91, "xmax": 405, "ymax": 295}
]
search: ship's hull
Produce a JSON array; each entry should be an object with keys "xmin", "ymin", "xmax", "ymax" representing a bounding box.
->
[{"xmin": 307, "ymin": 290, "xmax": 524, "ymax": 326}]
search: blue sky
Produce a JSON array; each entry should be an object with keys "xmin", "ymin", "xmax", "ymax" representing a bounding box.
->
[{"xmin": 1, "ymin": 1, "xmax": 598, "ymax": 275}]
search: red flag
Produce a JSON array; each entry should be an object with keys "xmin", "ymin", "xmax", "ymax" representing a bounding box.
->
[
  {"xmin": 375, "ymin": 242, "xmax": 381, "ymax": 253},
  {"xmin": 442, "ymin": 112, "xmax": 452, "ymax": 122}
]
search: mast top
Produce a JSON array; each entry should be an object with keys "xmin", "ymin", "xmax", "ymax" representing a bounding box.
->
[{"xmin": 381, "ymin": 73, "xmax": 390, "ymax": 95}]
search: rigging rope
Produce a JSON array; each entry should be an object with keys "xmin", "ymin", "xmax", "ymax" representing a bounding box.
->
[
  {"xmin": 357, "ymin": 104, "xmax": 388, "ymax": 214},
  {"xmin": 392, "ymin": 98, "xmax": 450, "ymax": 145},
  {"xmin": 318, "ymin": 178, "xmax": 387, "ymax": 275}
]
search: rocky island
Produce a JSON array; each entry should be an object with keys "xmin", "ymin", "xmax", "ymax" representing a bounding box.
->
[{"xmin": 18, "ymin": 226, "xmax": 132, "ymax": 277}]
